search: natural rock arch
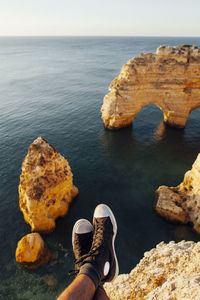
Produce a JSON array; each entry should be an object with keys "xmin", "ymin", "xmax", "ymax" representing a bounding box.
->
[
  {"xmin": 189, "ymin": 105, "xmax": 200, "ymax": 116},
  {"xmin": 101, "ymin": 45, "xmax": 200, "ymax": 130},
  {"xmin": 130, "ymin": 102, "xmax": 165, "ymax": 122}
]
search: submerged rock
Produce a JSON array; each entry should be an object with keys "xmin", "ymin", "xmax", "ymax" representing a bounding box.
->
[
  {"xmin": 19, "ymin": 137, "xmax": 78, "ymax": 232},
  {"xmin": 42, "ymin": 274, "xmax": 58, "ymax": 290},
  {"xmin": 104, "ymin": 241, "xmax": 200, "ymax": 299},
  {"xmin": 101, "ymin": 45, "xmax": 200, "ymax": 130},
  {"xmin": 155, "ymin": 153, "xmax": 200, "ymax": 234},
  {"xmin": 16, "ymin": 233, "xmax": 51, "ymax": 269}
]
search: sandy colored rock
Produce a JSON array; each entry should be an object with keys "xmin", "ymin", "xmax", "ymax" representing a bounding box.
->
[
  {"xmin": 16, "ymin": 233, "xmax": 51, "ymax": 269},
  {"xmin": 104, "ymin": 241, "xmax": 200, "ymax": 300},
  {"xmin": 155, "ymin": 153, "xmax": 200, "ymax": 234},
  {"xmin": 155, "ymin": 186, "xmax": 187, "ymax": 223},
  {"xmin": 146, "ymin": 274, "xmax": 200, "ymax": 300},
  {"xmin": 101, "ymin": 45, "xmax": 200, "ymax": 130},
  {"xmin": 19, "ymin": 137, "xmax": 78, "ymax": 232}
]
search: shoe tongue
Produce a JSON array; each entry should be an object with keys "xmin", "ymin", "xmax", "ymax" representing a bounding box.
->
[{"xmin": 75, "ymin": 232, "xmax": 93, "ymax": 258}]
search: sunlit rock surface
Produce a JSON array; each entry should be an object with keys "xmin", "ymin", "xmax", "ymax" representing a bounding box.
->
[
  {"xmin": 104, "ymin": 241, "xmax": 200, "ymax": 299},
  {"xmin": 16, "ymin": 233, "xmax": 51, "ymax": 269},
  {"xmin": 155, "ymin": 153, "xmax": 200, "ymax": 234},
  {"xmin": 19, "ymin": 137, "xmax": 78, "ymax": 232},
  {"xmin": 101, "ymin": 45, "xmax": 200, "ymax": 130}
]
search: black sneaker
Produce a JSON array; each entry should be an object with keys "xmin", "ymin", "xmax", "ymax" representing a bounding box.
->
[
  {"xmin": 78, "ymin": 204, "xmax": 119, "ymax": 285},
  {"xmin": 71, "ymin": 219, "xmax": 93, "ymax": 273}
]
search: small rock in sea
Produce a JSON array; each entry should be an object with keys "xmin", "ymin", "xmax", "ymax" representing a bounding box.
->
[
  {"xmin": 42, "ymin": 274, "xmax": 58, "ymax": 290},
  {"xmin": 15, "ymin": 233, "xmax": 51, "ymax": 269},
  {"xmin": 155, "ymin": 153, "xmax": 200, "ymax": 234}
]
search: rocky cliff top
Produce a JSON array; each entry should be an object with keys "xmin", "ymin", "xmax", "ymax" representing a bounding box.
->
[
  {"xmin": 138, "ymin": 45, "xmax": 200, "ymax": 61},
  {"xmin": 104, "ymin": 240, "xmax": 200, "ymax": 300},
  {"xmin": 126, "ymin": 45, "xmax": 200, "ymax": 69},
  {"xmin": 156, "ymin": 45, "xmax": 200, "ymax": 56}
]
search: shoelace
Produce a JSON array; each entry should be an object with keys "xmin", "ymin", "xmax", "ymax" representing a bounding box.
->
[
  {"xmin": 68, "ymin": 239, "xmax": 102, "ymax": 278},
  {"xmin": 74, "ymin": 219, "xmax": 105, "ymax": 266}
]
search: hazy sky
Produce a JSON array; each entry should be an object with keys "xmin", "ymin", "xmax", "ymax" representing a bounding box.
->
[{"xmin": 0, "ymin": 0, "xmax": 200, "ymax": 36}]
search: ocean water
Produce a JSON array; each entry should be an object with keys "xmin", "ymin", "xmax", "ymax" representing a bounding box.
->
[{"xmin": 1, "ymin": 36, "xmax": 200, "ymax": 299}]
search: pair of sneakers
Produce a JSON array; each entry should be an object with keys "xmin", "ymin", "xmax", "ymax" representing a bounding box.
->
[{"xmin": 71, "ymin": 204, "xmax": 119, "ymax": 288}]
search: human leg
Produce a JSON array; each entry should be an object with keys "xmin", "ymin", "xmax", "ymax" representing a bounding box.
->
[
  {"xmin": 94, "ymin": 285, "xmax": 110, "ymax": 300},
  {"xmin": 57, "ymin": 204, "xmax": 118, "ymax": 300},
  {"xmin": 56, "ymin": 274, "xmax": 96, "ymax": 300}
]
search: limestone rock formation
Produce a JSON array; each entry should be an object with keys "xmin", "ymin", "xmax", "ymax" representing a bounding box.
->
[
  {"xmin": 101, "ymin": 45, "xmax": 200, "ymax": 130},
  {"xmin": 104, "ymin": 241, "xmax": 200, "ymax": 299},
  {"xmin": 155, "ymin": 153, "xmax": 200, "ymax": 234},
  {"xmin": 19, "ymin": 137, "xmax": 78, "ymax": 232},
  {"xmin": 16, "ymin": 233, "xmax": 51, "ymax": 269}
]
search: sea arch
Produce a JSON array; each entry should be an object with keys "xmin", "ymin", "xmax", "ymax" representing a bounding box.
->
[
  {"xmin": 101, "ymin": 45, "xmax": 200, "ymax": 130},
  {"xmin": 130, "ymin": 102, "xmax": 165, "ymax": 123},
  {"xmin": 188, "ymin": 104, "xmax": 200, "ymax": 116}
]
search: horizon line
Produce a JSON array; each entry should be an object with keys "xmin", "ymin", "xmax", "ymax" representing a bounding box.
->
[{"xmin": 0, "ymin": 35, "xmax": 200, "ymax": 38}]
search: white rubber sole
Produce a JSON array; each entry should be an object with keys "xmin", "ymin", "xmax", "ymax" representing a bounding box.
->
[
  {"xmin": 93, "ymin": 204, "xmax": 119, "ymax": 280},
  {"xmin": 72, "ymin": 219, "xmax": 93, "ymax": 251}
]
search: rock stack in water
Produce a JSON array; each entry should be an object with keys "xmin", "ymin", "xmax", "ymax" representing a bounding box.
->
[
  {"xmin": 16, "ymin": 233, "xmax": 51, "ymax": 269},
  {"xmin": 19, "ymin": 137, "xmax": 78, "ymax": 233},
  {"xmin": 101, "ymin": 45, "xmax": 200, "ymax": 129},
  {"xmin": 104, "ymin": 241, "xmax": 200, "ymax": 299},
  {"xmin": 155, "ymin": 153, "xmax": 200, "ymax": 234}
]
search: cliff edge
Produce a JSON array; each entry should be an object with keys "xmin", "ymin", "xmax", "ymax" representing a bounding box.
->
[{"xmin": 104, "ymin": 241, "xmax": 200, "ymax": 299}]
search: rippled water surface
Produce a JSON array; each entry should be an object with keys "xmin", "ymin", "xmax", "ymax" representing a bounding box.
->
[{"xmin": 1, "ymin": 36, "xmax": 200, "ymax": 299}]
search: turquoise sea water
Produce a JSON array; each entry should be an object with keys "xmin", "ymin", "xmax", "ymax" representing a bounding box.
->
[{"xmin": 1, "ymin": 36, "xmax": 200, "ymax": 299}]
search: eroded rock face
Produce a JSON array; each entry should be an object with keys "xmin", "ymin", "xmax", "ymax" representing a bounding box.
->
[
  {"xmin": 104, "ymin": 241, "xmax": 200, "ymax": 300},
  {"xmin": 16, "ymin": 233, "xmax": 51, "ymax": 269},
  {"xmin": 19, "ymin": 137, "xmax": 78, "ymax": 232},
  {"xmin": 155, "ymin": 153, "xmax": 200, "ymax": 234},
  {"xmin": 101, "ymin": 45, "xmax": 200, "ymax": 129}
]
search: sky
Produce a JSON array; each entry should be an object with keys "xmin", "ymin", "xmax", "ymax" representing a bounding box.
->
[{"xmin": 0, "ymin": 0, "xmax": 200, "ymax": 36}]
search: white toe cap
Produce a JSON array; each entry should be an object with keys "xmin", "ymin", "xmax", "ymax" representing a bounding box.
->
[
  {"xmin": 93, "ymin": 204, "xmax": 111, "ymax": 218},
  {"xmin": 74, "ymin": 219, "xmax": 93, "ymax": 234}
]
